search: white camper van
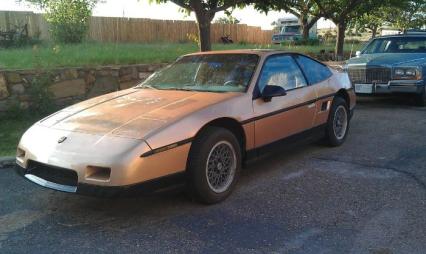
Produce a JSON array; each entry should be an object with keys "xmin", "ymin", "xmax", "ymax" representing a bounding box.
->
[{"xmin": 272, "ymin": 17, "xmax": 318, "ymax": 44}]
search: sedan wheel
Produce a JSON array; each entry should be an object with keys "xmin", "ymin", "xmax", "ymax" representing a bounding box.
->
[
  {"xmin": 206, "ymin": 141, "xmax": 237, "ymax": 194},
  {"xmin": 325, "ymin": 97, "xmax": 350, "ymax": 146},
  {"xmin": 333, "ymin": 105, "xmax": 348, "ymax": 140},
  {"xmin": 187, "ymin": 127, "xmax": 241, "ymax": 204}
]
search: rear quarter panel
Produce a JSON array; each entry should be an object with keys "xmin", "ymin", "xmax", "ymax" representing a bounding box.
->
[{"xmin": 313, "ymin": 69, "xmax": 355, "ymax": 126}]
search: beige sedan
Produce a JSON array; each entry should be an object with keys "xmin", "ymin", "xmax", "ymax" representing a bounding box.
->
[{"xmin": 16, "ymin": 50, "xmax": 356, "ymax": 203}]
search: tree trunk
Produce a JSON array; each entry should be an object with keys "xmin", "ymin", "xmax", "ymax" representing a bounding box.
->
[
  {"xmin": 371, "ymin": 25, "xmax": 378, "ymax": 38},
  {"xmin": 335, "ymin": 21, "xmax": 346, "ymax": 61},
  {"xmin": 198, "ymin": 21, "xmax": 211, "ymax": 51},
  {"xmin": 195, "ymin": 11, "xmax": 214, "ymax": 52},
  {"xmin": 300, "ymin": 15, "xmax": 309, "ymax": 41}
]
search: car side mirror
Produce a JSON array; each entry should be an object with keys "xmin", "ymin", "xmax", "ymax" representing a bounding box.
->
[
  {"xmin": 355, "ymin": 51, "xmax": 362, "ymax": 57},
  {"xmin": 261, "ymin": 85, "xmax": 287, "ymax": 102}
]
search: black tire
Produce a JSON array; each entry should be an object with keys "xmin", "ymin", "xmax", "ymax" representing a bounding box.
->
[
  {"xmin": 325, "ymin": 96, "xmax": 350, "ymax": 147},
  {"xmin": 186, "ymin": 127, "xmax": 242, "ymax": 204},
  {"xmin": 414, "ymin": 86, "xmax": 426, "ymax": 107}
]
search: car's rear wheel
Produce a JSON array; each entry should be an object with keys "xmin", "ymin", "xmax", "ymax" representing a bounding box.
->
[
  {"xmin": 414, "ymin": 86, "xmax": 426, "ymax": 107},
  {"xmin": 187, "ymin": 127, "xmax": 241, "ymax": 204},
  {"xmin": 325, "ymin": 97, "xmax": 350, "ymax": 146}
]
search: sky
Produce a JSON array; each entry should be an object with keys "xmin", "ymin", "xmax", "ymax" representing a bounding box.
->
[{"xmin": 0, "ymin": 0, "xmax": 335, "ymax": 30}]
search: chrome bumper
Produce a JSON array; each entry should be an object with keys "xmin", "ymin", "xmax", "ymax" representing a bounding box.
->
[
  {"xmin": 25, "ymin": 174, "xmax": 77, "ymax": 193},
  {"xmin": 372, "ymin": 80, "xmax": 424, "ymax": 94}
]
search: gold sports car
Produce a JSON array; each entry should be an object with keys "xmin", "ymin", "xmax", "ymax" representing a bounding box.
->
[{"xmin": 16, "ymin": 50, "xmax": 356, "ymax": 204}]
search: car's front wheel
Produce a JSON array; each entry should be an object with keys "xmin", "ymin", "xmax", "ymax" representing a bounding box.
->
[
  {"xmin": 325, "ymin": 97, "xmax": 350, "ymax": 146},
  {"xmin": 187, "ymin": 127, "xmax": 241, "ymax": 204}
]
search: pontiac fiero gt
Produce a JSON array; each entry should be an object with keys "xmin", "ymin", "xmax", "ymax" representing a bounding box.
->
[{"xmin": 16, "ymin": 50, "xmax": 355, "ymax": 203}]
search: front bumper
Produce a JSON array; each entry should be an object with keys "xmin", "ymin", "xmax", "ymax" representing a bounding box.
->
[
  {"xmin": 356, "ymin": 80, "xmax": 425, "ymax": 94},
  {"xmin": 15, "ymin": 164, "xmax": 186, "ymax": 197},
  {"xmin": 16, "ymin": 124, "xmax": 191, "ymax": 196}
]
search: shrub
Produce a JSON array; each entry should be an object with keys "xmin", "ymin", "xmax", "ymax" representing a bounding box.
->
[
  {"xmin": 45, "ymin": 0, "xmax": 96, "ymax": 44},
  {"xmin": 4, "ymin": 100, "xmax": 25, "ymax": 120},
  {"xmin": 27, "ymin": 74, "xmax": 56, "ymax": 115},
  {"xmin": 3, "ymin": 73, "xmax": 56, "ymax": 120},
  {"xmin": 323, "ymin": 30, "xmax": 336, "ymax": 43},
  {"xmin": 186, "ymin": 33, "xmax": 200, "ymax": 45},
  {"xmin": 295, "ymin": 38, "xmax": 320, "ymax": 46}
]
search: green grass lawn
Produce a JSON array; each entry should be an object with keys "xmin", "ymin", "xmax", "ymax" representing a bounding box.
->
[
  {"xmin": 0, "ymin": 42, "xmax": 362, "ymax": 70},
  {"xmin": 0, "ymin": 117, "xmax": 39, "ymax": 157}
]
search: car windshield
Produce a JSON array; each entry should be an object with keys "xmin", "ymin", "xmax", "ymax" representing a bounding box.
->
[
  {"xmin": 363, "ymin": 36, "xmax": 426, "ymax": 54},
  {"xmin": 137, "ymin": 54, "xmax": 259, "ymax": 93},
  {"xmin": 283, "ymin": 25, "xmax": 300, "ymax": 33}
]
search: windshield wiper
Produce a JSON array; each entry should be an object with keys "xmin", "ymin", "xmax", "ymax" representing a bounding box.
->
[
  {"xmin": 136, "ymin": 84, "xmax": 158, "ymax": 90},
  {"xmin": 164, "ymin": 87, "xmax": 195, "ymax": 91}
]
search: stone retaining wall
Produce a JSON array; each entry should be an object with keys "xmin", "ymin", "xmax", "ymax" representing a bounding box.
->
[{"xmin": 0, "ymin": 64, "xmax": 165, "ymax": 112}]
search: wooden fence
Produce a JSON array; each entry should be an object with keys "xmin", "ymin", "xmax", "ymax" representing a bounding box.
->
[{"xmin": 0, "ymin": 11, "xmax": 274, "ymax": 45}]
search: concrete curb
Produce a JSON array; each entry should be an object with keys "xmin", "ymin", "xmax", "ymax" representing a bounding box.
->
[{"xmin": 0, "ymin": 157, "xmax": 15, "ymax": 169}]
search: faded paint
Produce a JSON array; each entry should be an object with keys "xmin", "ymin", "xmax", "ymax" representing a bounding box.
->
[{"xmin": 17, "ymin": 50, "xmax": 355, "ymax": 191}]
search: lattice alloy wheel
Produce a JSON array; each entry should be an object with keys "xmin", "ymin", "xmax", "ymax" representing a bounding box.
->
[
  {"xmin": 325, "ymin": 96, "xmax": 350, "ymax": 147},
  {"xmin": 333, "ymin": 105, "xmax": 348, "ymax": 140},
  {"xmin": 205, "ymin": 141, "xmax": 237, "ymax": 193},
  {"xmin": 187, "ymin": 127, "xmax": 241, "ymax": 204}
]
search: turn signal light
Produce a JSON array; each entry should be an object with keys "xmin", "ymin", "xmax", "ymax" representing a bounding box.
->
[
  {"xmin": 85, "ymin": 166, "xmax": 111, "ymax": 182},
  {"xmin": 17, "ymin": 148, "xmax": 25, "ymax": 158}
]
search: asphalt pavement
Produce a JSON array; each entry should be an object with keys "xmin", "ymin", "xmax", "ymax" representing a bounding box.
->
[{"xmin": 1, "ymin": 95, "xmax": 425, "ymax": 254}]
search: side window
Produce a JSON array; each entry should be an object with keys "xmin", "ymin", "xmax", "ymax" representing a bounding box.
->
[
  {"xmin": 295, "ymin": 55, "xmax": 332, "ymax": 84},
  {"xmin": 258, "ymin": 55, "xmax": 307, "ymax": 92}
]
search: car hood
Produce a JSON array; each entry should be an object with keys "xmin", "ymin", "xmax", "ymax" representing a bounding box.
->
[
  {"xmin": 347, "ymin": 53, "xmax": 426, "ymax": 67},
  {"xmin": 39, "ymin": 88, "xmax": 240, "ymax": 139}
]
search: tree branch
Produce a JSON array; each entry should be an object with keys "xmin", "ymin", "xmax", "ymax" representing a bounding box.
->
[
  {"xmin": 170, "ymin": 0, "xmax": 192, "ymax": 10},
  {"xmin": 284, "ymin": 7, "xmax": 301, "ymax": 18},
  {"xmin": 213, "ymin": 0, "xmax": 246, "ymax": 13},
  {"xmin": 341, "ymin": 0, "xmax": 363, "ymax": 17},
  {"xmin": 209, "ymin": 0, "xmax": 220, "ymax": 9},
  {"xmin": 312, "ymin": 0, "xmax": 330, "ymax": 19},
  {"xmin": 306, "ymin": 15, "xmax": 320, "ymax": 29}
]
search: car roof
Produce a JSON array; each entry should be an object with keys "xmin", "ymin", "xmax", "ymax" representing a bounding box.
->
[
  {"xmin": 181, "ymin": 50, "xmax": 332, "ymax": 67},
  {"xmin": 373, "ymin": 34, "xmax": 426, "ymax": 39},
  {"xmin": 184, "ymin": 49, "xmax": 301, "ymax": 57}
]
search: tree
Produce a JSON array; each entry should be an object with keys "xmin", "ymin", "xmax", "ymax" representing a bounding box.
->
[
  {"xmin": 386, "ymin": 0, "xmax": 426, "ymax": 31},
  {"xmin": 348, "ymin": 9, "xmax": 386, "ymax": 38},
  {"xmin": 215, "ymin": 13, "xmax": 241, "ymax": 24},
  {"xmin": 151, "ymin": 0, "xmax": 252, "ymax": 51},
  {"xmin": 256, "ymin": 0, "xmax": 322, "ymax": 41},
  {"xmin": 22, "ymin": 0, "xmax": 49, "ymax": 6},
  {"xmin": 348, "ymin": 1, "xmax": 416, "ymax": 39},
  {"xmin": 46, "ymin": 0, "xmax": 96, "ymax": 43},
  {"xmin": 312, "ymin": 0, "xmax": 393, "ymax": 60},
  {"xmin": 25, "ymin": 0, "xmax": 97, "ymax": 43}
]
